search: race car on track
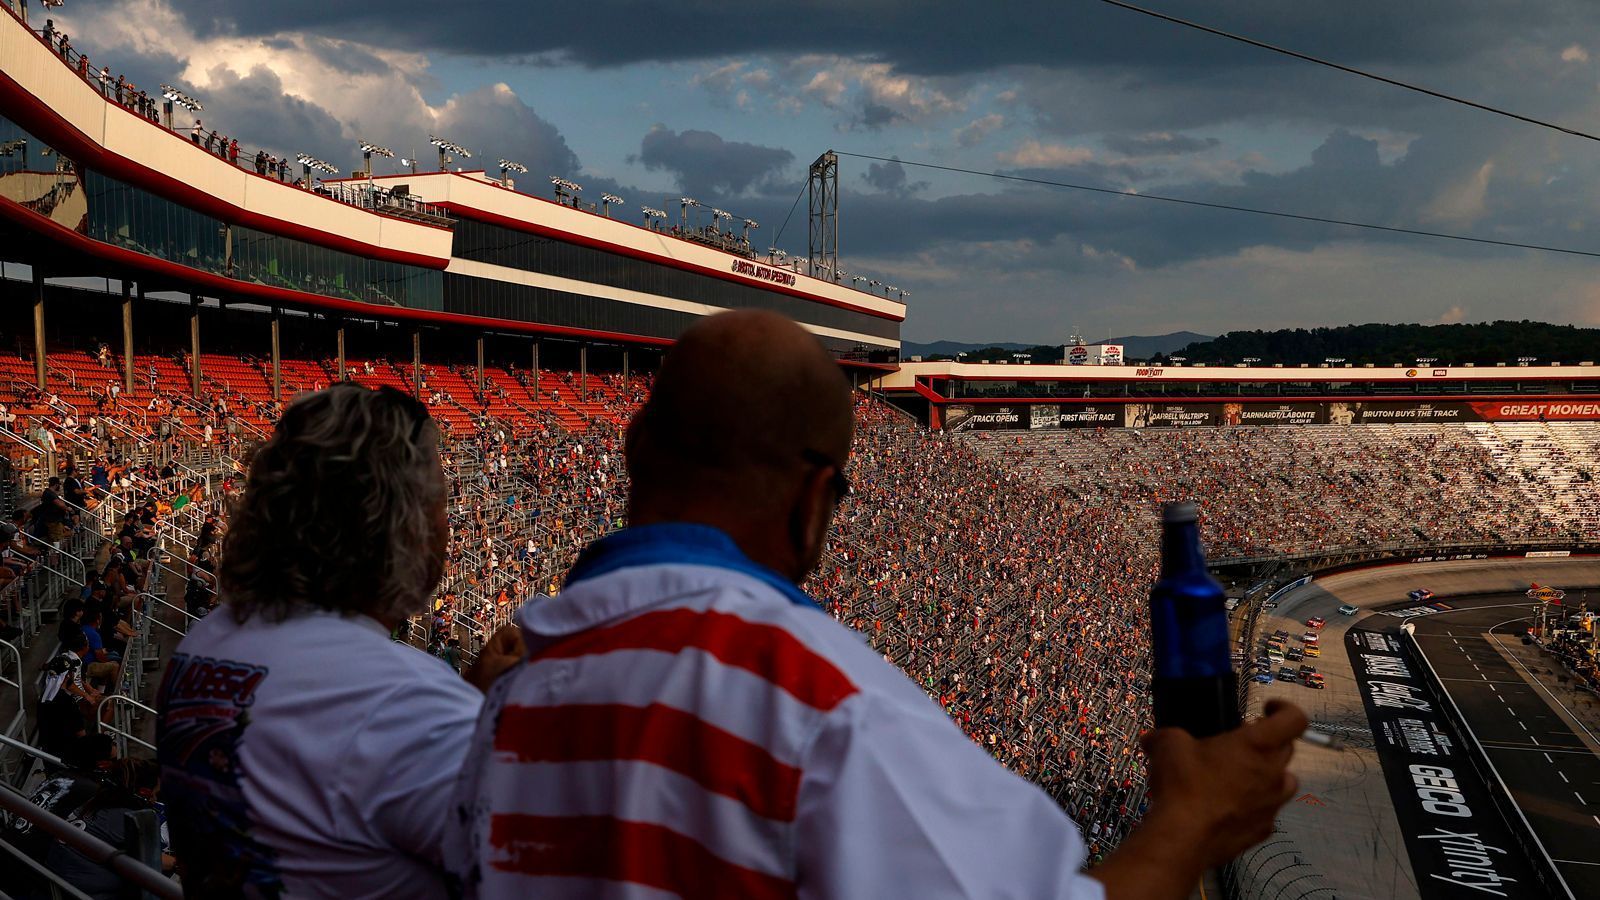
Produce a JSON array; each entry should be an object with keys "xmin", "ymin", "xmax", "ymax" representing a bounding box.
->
[
  {"xmin": 1408, "ymin": 588, "xmax": 1434, "ymax": 602},
  {"xmin": 1253, "ymin": 672, "xmax": 1275, "ymax": 684},
  {"xmin": 1338, "ymin": 604, "xmax": 1359, "ymax": 616},
  {"xmin": 1306, "ymin": 616, "xmax": 1326, "ymax": 629}
]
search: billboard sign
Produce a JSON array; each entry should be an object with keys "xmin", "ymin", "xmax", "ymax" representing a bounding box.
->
[
  {"xmin": 1030, "ymin": 405, "xmax": 1061, "ymax": 429},
  {"xmin": 1066, "ymin": 345, "xmax": 1090, "ymax": 365},
  {"xmin": 1058, "ymin": 405, "xmax": 1123, "ymax": 427}
]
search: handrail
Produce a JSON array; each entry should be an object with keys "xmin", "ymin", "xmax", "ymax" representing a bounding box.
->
[
  {"xmin": 0, "ymin": 637, "xmax": 23, "ymax": 743},
  {"xmin": 140, "ymin": 591, "xmax": 198, "ymax": 623},
  {"xmin": 0, "ymin": 827, "xmax": 98, "ymax": 900},
  {"xmin": 0, "ymin": 781, "xmax": 181, "ymax": 900},
  {"xmin": 0, "ymin": 425, "xmax": 44, "ymax": 455},
  {"xmin": 93, "ymin": 695, "xmax": 157, "ymax": 753},
  {"xmin": 0, "ymin": 731, "xmax": 61, "ymax": 768}
]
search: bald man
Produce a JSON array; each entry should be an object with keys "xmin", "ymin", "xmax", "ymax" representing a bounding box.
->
[{"xmin": 447, "ymin": 310, "xmax": 1305, "ymax": 900}]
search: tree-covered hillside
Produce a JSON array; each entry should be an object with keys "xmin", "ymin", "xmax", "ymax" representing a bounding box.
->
[{"xmin": 1159, "ymin": 321, "xmax": 1600, "ymax": 366}]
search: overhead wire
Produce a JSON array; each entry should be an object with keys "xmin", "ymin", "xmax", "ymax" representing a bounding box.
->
[
  {"xmin": 1097, "ymin": 0, "xmax": 1600, "ymax": 143},
  {"xmin": 833, "ymin": 151, "xmax": 1600, "ymax": 260}
]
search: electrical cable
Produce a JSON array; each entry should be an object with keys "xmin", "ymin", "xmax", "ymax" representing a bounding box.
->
[
  {"xmin": 1097, "ymin": 0, "xmax": 1600, "ymax": 143},
  {"xmin": 835, "ymin": 151, "xmax": 1600, "ymax": 260}
]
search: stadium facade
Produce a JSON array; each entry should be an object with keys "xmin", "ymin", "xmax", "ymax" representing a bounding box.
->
[
  {"xmin": 880, "ymin": 360, "xmax": 1600, "ymax": 430},
  {"xmin": 0, "ymin": 5, "xmax": 903, "ymax": 390}
]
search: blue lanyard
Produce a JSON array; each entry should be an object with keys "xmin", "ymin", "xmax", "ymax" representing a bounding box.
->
[{"xmin": 565, "ymin": 523, "xmax": 822, "ymax": 611}]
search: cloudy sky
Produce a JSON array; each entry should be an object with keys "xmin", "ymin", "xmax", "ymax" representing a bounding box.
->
[{"xmin": 50, "ymin": 0, "xmax": 1600, "ymax": 341}]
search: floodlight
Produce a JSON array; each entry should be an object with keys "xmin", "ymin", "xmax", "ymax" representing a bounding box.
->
[
  {"xmin": 499, "ymin": 159, "xmax": 529, "ymax": 174},
  {"xmin": 868, "ymin": 279, "xmax": 881, "ymax": 287},
  {"xmin": 295, "ymin": 153, "xmax": 339, "ymax": 175},
  {"xmin": 429, "ymin": 135, "xmax": 472, "ymax": 157},
  {"xmin": 642, "ymin": 207, "xmax": 667, "ymax": 219},
  {"xmin": 359, "ymin": 142, "xmax": 394, "ymax": 158},
  {"xmin": 160, "ymin": 85, "xmax": 202, "ymax": 111}
]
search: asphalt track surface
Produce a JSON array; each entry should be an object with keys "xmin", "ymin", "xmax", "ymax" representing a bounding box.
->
[{"xmin": 1407, "ymin": 595, "xmax": 1600, "ymax": 897}]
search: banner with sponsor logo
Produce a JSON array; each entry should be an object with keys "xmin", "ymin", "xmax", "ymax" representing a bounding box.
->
[
  {"xmin": 1470, "ymin": 400, "xmax": 1600, "ymax": 421},
  {"xmin": 1346, "ymin": 629, "xmax": 1539, "ymax": 898},
  {"xmin": 1057, "ymin": 404, "xmax": 1122, "ymax": 427},
  {"xmin": 940, "ymin": 399, "xmax": 1600, "ymax": 430}
]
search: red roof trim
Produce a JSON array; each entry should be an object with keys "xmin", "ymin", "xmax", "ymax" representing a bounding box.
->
[
  {"xmin": 0, "ymin": 195, "xmax": 672, "ymax": 347},
  {"xmin": 0, "ymin": 66, "xmax": 450, "ymax": 269},
  {"xmin": 439, "ymin": 203, "xmax": 906, "ymax": 324}
]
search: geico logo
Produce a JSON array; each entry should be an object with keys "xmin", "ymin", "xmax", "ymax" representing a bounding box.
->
[{"xmin": 1409, "ymin": 764, "xmax": 1471, "ymax": 817}]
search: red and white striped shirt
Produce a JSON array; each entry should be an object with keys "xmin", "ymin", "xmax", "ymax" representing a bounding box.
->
[{"xmin": 446, "ymin": 524, "xmax": 1103, "ymax": 899}]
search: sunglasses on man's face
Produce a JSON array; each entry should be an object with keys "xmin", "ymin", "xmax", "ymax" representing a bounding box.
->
[{"xmin": 801, "ymin": 448, "xmax": 851, "ymax": 500}]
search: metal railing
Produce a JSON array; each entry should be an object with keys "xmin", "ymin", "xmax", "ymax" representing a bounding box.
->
[
  {"xmin": 0, "ymin": 776, "xmax": 180, "ymax": 900},
  {"xmin": 95, "ymin": 694, "xmax": 158, "ymax": 756}
]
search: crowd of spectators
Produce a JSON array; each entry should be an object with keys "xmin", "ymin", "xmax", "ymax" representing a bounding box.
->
[{"xmin": 11, "ymin": 341, "xmax": 1600, "ymax": 884}]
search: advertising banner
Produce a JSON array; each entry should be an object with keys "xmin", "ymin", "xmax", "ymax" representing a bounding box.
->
[
  {"xmin": 951, "ymin": 405, "xmax": 1025, "ymax": 431},
  {"xmin": 1346, "ymin": 629, "xmax": 1539, "ymax": 898},
  {"xmin": 1469, "ymin": 400, "xmax": 1600, "ymax": 422},
  {"xmin": 1125, "ymin": 403, "xmax": 1220, "ymax": 428},
  {"xmin": 941, "ymin": 399, "xmax": 1600, "ymax": 430},
  {"xmin": 1057, "ymin": 405, "xmax": 1122, "ymax": 427},
  {"xmin": 1029, "ymin": 405, "xmax": 1061, "ymax": 429},
  {"xmin": 1350, "ymin": 402, "xmax": 1479, "ymax": 423},
  {"xmin": 1233, "ymin": 403, "xmax": 1328, "ymax": 426}
]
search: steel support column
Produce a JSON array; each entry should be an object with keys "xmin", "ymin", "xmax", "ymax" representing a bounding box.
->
[
  {"xmin": 270, "ymin": 309, "xmax": 282, "ymax": 403},
  {"xmin": 531, "ymin": 340, "xmax": 540, "ymax": 399},
  {"xmin": 580, "ymin": 344, "xmax": 588, "ymax": 399},
  {"xmin": 121, "ymin": 282, "xmax": 135, "ymax": 394},
  {"xmin": 336, "ymin": 324, "xmax": 346, "ymax": 381},
  {"xmin": 31, "ymin": 269, "xmax": 46, "ymax": 389},
  {"xmin": 476, "ymin": 336, "xmax": 486, "ymax": 393},
  {"xmin": 412, "ymin": 329, "xmax": 422, "ymax": 399},
  {"xmin": 189, "ymin": 294, "xmax": 201, "ymax": 396},
  {"xmin": 622, "ymin": 350, "xmax": 630, "ymax": 390}
]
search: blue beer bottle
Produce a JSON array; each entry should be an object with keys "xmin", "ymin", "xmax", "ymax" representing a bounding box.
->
[{"xmin": 1149, "ymin": 500, "xmax": 1240, "ymax": 737}]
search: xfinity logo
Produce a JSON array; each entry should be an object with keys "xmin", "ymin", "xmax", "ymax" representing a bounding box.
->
[{"xmin": 1370, "ymin": 681, "xmax": 1432, "ymax": 711}]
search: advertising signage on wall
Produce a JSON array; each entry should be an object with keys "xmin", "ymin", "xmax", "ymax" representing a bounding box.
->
[
  {"xmin": 1058, "ymin": 405, "xmax": 1122, "ymax": 427},
  {"xmin": 946, "ymin": 404, "xmax": 1024, "ymax": 431},
  {"xmin": 941, "ymin": 399, "xmax": 1600, "ymax": 430},
  {"xmin": 1029, "ymin": 405, "xmax": 1061, "ymax": 429}
]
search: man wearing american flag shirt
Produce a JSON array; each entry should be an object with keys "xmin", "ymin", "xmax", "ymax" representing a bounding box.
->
[{"xmin": 448, "ymin": 309, "xmax": 1306, "ymax": 900}]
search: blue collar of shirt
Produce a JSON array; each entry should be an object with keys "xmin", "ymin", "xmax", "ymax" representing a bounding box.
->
[{"xmin": 565, "ymin": 522, "xmax": 821, "ymax": 611}]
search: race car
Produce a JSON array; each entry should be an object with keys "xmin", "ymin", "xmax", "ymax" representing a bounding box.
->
[
  {"xmin": 1302, "ymin": 672, "xmax": 1326, "ymax": 689},
  {"xmin": 1305, "ymin": 616, "xmax": 1326, "ymax": 629},
  {"xmin": 1253, "ymin": 672, "xmax": 1275, "ymax": 684},
  {"xmin": 1408, "ymin": 588, "xmax": 1434, "ymax": 602},
  {"xmin": 1302, "ymin": 631, "xmax": 1320, "ymax": 645}
]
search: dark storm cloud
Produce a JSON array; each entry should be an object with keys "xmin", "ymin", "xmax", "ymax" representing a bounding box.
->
[
  {"xmin": 1103, "ymin": 132, "xmax": 1220, "ymax": 157},
  {"xmin": 860, "ymin": 158, "xmax": 929, "ymax": 196},
  {"xmin": 629, "ymin": 126, "xmax": 795, "ymax": 199},
  {"xmin": 145, "ymin": 0, "xmax": 1584, "ymax": 77}
]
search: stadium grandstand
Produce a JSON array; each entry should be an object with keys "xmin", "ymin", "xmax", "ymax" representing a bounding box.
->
[{"xmin": 2, "ymin": 1, "xmax": 1599, "ymax": 898}]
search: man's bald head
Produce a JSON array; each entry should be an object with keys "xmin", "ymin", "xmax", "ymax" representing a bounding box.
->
[{"xmin": 627, "ymin": 310, "xmax": 853, "ymax": 519}]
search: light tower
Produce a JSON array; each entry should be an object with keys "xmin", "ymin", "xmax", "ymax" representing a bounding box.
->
[
  {"xmin": 358, "ymin": 141, "xmax": 393, "ymax": 183},
  {"xmin": 808, "ymin": 150, "xmax": 839, "ymax": 281},
  {"xmin": 429, "ymin": 135, "xmax": 472, "ymax": 172}
]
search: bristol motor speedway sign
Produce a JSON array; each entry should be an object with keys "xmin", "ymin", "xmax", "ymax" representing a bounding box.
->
[{"xmin": 1346, "ymin": 629, "xmax": 1539, "ymax": 898}]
